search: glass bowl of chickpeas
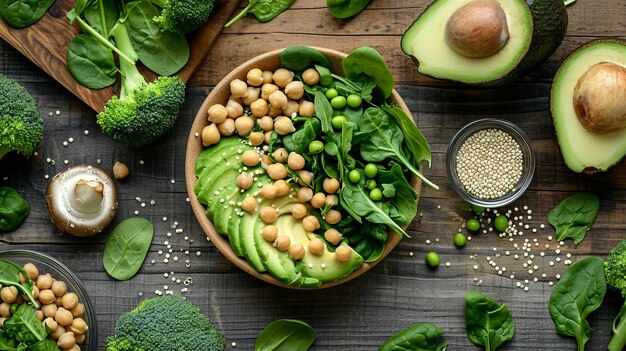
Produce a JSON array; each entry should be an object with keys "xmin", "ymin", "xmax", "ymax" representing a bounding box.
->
[{"xmin": 0, "ymin": 250, "xmax": 96, "ymax": 351}]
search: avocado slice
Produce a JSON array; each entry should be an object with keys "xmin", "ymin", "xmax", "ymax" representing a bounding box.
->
[
  {"xmin": 401, "ymin": 0, "xmax": 567, "ymax": 85},
  {"xmin": 551, "ymin": 40, "xmax": 626, "ymax": 173}
]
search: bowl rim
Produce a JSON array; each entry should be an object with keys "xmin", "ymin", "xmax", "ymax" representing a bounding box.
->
[
  {"xmin": 0, "ymin": 249, "xmax": 97, "ymax": 350},
  {"xmin": 446, "ymin": 118, "xmax": 535, "ymax": 208},
  {"xmin": 185, "ymin": 46, "xmax": 421, "ymax": 289}
]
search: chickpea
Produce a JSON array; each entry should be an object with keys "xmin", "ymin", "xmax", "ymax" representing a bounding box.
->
[
  {"xmin": 43, "ymin": 317, "xmax": 59, "ymax": 332},
  {"xmin": 249, "ymin": 132, "xmax": 265, "ymax": 146},
  {"xmin": 272, "ymin": 68, "xmax": 294, "ymax": 88},
  {"xmin": 201, "ymin": 124, "xmax": 220, "ymax": 146},
  {"xmin": 267, "ymin": 163, "xmax": 288, "ymax": 180},
  {"xmin": 235, "ymin": 116, "xmax": 255, "ymax": 136},
  {"xmin": 297, "ymin": 187, "xmax": 313, "ymax": 203},
  {"xmin": 55, "ymin": 307, "xmax": 73, "ymax": 326},
  {"xmin": 262, "ymin": 225, "xmax": 278, "ymax": 242},
  {"xmin": 36, "ymin": 273, "xmax": 53, "ymax": 290},
  {"xmin": 39, "ymin": 289, "xmax": 56, "ymax": 305},
  {"xmin": 325, "ymin": 194, "xmax": 338, "ymax": 207},
  {"xmin": 0, "ymin": 318, "xmax": 4, "ymax": 326},
  {"xmin": 218, "ymin": 118, "xmax": 236, "ymax": 136},
  {"xmin": 236, "ymin": 172, "xmax": 254, "ymax": 190},
  {"xmin": 50, "ymin": 280, "xmax": 67, "ymax": 297},
  {"xmin": 274, "ymin": 116, "xmax": 296, "ymax": 135},
  {"xmin": 35, "ymin": 310, "xmax": 43, "ymax": 321},
  {"xmin": 49, "ymin": 325, "xmax": 65, "ymax": 340},
  {"xmin": 70, "ymin": 318, "xmax": 88, "ymax": 335},
  {"xmin": 271, "ymin": 148, "xmax": 288, "ymax": 162},
  {"xmin": 308, "ymin": 237, "xmax": 325, "ymax": 255},
  {"xmin": 282, "ymin": 100, "xmax": 300, "ymax": 118},
  {"xmin": 230, "ymin": 79, "xmax": 248, "ymax": 98},
  {"xmin": 268, "ymin": 105, "xmax": 283, "ymax": 117},
  {"xmin": 226, "ymin": 99, "xmax": 244, "ymax": 119},
  {"xmin": 289, "ymin": 244, "xmax": 305, "ymax": 260},
  {"xmin": 0, "ymin": 303, "xmax": 10, "ymax": 318},
  {"xmin": 284, "ymin": 81, "xmax": 305, "ymax": 100},
  {"xmin": 323, "ymin": 178, "xmax": 340, "ymax": 194},
  {"xmin": 62, "ymin": 293, "xmax": 78, "ymax": 310},
  {"xmin": 261, "ymin": 83, "xmax": 279, "ymax": 101},
  {"xmin": 268, "ymin": 90, "xmax": 288, "ymax": 109},
  {"xmin": 112, "ymin": 162, "xmax": 129, "ymax": 180},
  {"xmin": 302, "ymin": 215, "xmax": 320, "ymax": 232},
  {"xmin": 260, "ymin": 184, "xmax": 278, "ymax": 199},
  {"xmin": 287, "ymin": 152, "xmax": 305, "ymax": 171},
  {"xmin": 261, "ymin": 153, "xmax": 273, "ymax": 165},
  {"xmin": 325, "ymin": 210, "xmax": 342, "ymax": 225},
  {"xmin": 290, "ymin": 203, "xmax": 308, "ymax": 219},
  {"xmin": 23, "ymin": 263, "xmax": 39, "ymax": 280},
  {"xmin": 260, "ymin": 206, "xmax": 278, "ymax": 223},
  {"xmin": 70, "ymin": 304, "xmax": 85, "ymax": 318},
  {"xmin": 241, "ymin": 86, "xmax": 261, "ymax": 106},
  {"xmin": 246, "ymin": 68, "xmax": 264, "ymax": 86},
  {"xmin": 310, "ymin": 192, "xmax": 326, "ymax": 209},
  {"xmin": 324, "ymin": 228, "xmax": 343, "ymax": 245},
  {"xmin": 57, "ymin": 331, "xmax": 76, "ymax": 349},
  {"xmin": 302, "ymin": 68, "xmax": 320, "ymax": 85},
  {"xmin": 299, "ymin": 100, "xmax": 315, "ymax": 117},
  {"xmin": 335, "ymin": 245, "xmax": 352, "ymax": 262},
  {"xmin": 241, "ymin": 196, "xmax": 258, "ymax": 213},
  {"xmin": 274, "ymin": 180, "xmax": 291, "ymax": 197},
  {"xmin": 23, "ymin": 285, "xmax": 39, "ymax": 302},
  {"xmin": 250, "ymin": 99, "xmax": 269, "ymax": 118},
  {"xmin": 228, "ymin": 94, "xmax": 243, "ymax": 105},
  {"xmin": 257, "ymin": 116, "xmax": 274, "ymax": 132},
  {"xmin": 207, "ymin": 104, "xmax": 228, "ymax": 124},
  {"xmin": 56, "ymin": 296, "xmax": 63, "ymax": 307},
  {"xmin": 75, "ymin": 334, "xmax": 85, "ymax": 345},
  {"xmin": 241, "ymin": 150, "xmax": 260, "ymax": 167},
  {"xmin": 296, "ymin": 170, "xmax": 314, "ymax": 186},
  {"xmin": 41, "ymin": 303, "xmax": 57, "ymax": 318},
  {"xmin": 262, "ymin": 70, "xmax": 274, "ymax": 84},
  {"xmin": 0, "ymin": 286, "xmax": 17, "ymax": 303},
  {"xmin": 274, "ymin": 235, "xmax": 291, "ymax": 251}
]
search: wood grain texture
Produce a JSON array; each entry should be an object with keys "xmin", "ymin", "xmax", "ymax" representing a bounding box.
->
[
  {"xmin": 0, "ymin": 0, "xmax": 240, "ymax": 112},
  {"xmin": 1, "ymin": 1, "xmax": 626, "ymax": 350}
]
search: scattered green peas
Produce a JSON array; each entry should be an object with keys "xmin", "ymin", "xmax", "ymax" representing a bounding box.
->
[
  {"xmin": 369, "ymin": 188, "xmax": 382, "ymax": 201},
  {"xmin": 347, "ymin": 94, "xmax": 362, "ymax": 108},
  {"xmin": 366, "ymin": 179, "xmax": 377, "ymax": 190},
  {"xmin": 466, "ymin": 218, "xmax": 480, "ymax": 232},
  {"xmin": 364, "ymin": 163, "xmax": 378, "ymax": 178},
  {"xmin": 471, "ymin": 205, "xmax": 485, "ymax": 214},
  {"xmin": 348, "ymin": 170, "xmax": 361, "ymax": 183},
  {"xmin": 325, "ymin": 88, "xmax": 338, "ymax": 99},
  {"xmin": 330, "ymin": 96, "xmax": 347, "ymax": 109},
  {"xmin": 308, "ymin": 140, "xmax": 324, "ymax": 154},
  {"xmin": 494, "ymin": 215, "xmax": 509, "ymax": 232},
  {"xmin": 331, "ymin": 115, "xmax": 347, "ymax": 129},
  {"xmin": 453, "ymin": 233, "xmax": 467, "ymax": 248},
  {"xmin": 425, "ymin": 251, "xmax": 440, "ymax": 268}
]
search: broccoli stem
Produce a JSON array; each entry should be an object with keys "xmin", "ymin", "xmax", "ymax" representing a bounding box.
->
[
  {"xmin": 111, "ymin": 22, "xmax": 146, "ymax": 99},
  {"xmin": 609, "ymin": 306, "xmax": 626, "ymax": 351}
]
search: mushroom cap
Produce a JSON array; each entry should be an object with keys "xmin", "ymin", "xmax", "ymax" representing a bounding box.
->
[{"xmin": 45, "ymin": 165, "xmax": 118, "ymax": 237}]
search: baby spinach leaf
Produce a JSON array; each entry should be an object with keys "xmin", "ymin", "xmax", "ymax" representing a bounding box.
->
[
  {"xmin": 548, "ymin": 192, "xmax": 600, "ymax": 245},
  {"xmin": 549, "ymin": 256, "xmax": 606, "ymax": 351},
  {"xmin": 3, "ymin": 304, "xmax": 49, "ymax": 345},
  {"xmin": 382, "ymin": 106, "xmax": 431, "ymax": 168},
  {"xmin": 0, "ymin": 258, "xmax": 37, "ymax": 307},
  {"xmin": 314, "ymin": 64, "xmax": 333, "ymax": 87},
  {"xmin": 280, "ymin": 46, "xmax": 331, "ymax": 71},
  {"xmin": 465, "ymin": 290, "xmax": 515, "ymax": 351},
  {"xmin": 378, "ymin": 322, "xmax": 447, "ymax": 351},
  {"xmin": 103, "ymin": 217, "xmax": 154, "ymax": 280},
  {"xmin": 0, "ymin": 333, "xmax": 17, "ymax": 350},
  {"xmin": 0, "ymin": 187, "xmax": 29, "ymax": 232},
  {"xmin": 378, "ymin": 163, "xmax": 418, "ymax": 227},
  {"xmin": 342, "ymin": 47, "xmax": 394, "ymax": 98},
  {"xmin": 332, "ymin": 74, "xmax": 375, "ymax": 102},
  {"xmin": 29, "ymin": 338, "xmax": 61, "ymax": 351},
  {"xmin": 67, "ymin": 33, "xmax": 117, "ymax": 89},
  {"xmin": 225, "ymin": 0, "xmax": 295, "ymax": 27},
  {"xmin": 327, "ymin": 0, "xmax": 372, "ymax": 19},
  {"xmin": 84, "ymin": 0, "xmax": 118, "ymax": 37},
  {"xmin": 314, "ymin": 91, "xmax": 333, "ymax": 133},
  {"xmin": 291, "ymin": 117, "xmax": 320, "ymax": 155},
  {"xmin": 255, "ymin": 319, "xmax": 316, "ymax": 351},
  {"xmin": 0, "ymin": 0, "xmax": 56, "ymax": 28}
]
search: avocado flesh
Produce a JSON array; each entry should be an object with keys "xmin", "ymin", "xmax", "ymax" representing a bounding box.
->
[
  {"xmin": 551, "ymin": 40, "xmax": 626, "ymax": 173},
  {"xmin": 401, "ymin": 0, "xmax": 533, "ymax": 84}
]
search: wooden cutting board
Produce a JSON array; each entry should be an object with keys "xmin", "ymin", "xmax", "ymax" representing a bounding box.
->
[{"xmin": 0, "ymin": 0, "xmax": 240, "ymax": 112}]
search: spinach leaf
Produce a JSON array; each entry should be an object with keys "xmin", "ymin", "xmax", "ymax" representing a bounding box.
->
[
  {"xmin": 225, "ymin": 0, "xmax": 295, "ymax": 27},
  {"xmin": 314, "ymin": 91, "xmax": 333, "ymax": 133},
  {"xmin": 332, "ymin": 74, "xmax": 376, "ymax": 102},
  {"xmin": 0, "ymin": 187, "xmax": 29, "ymax": 232},
  {"xmin": 465, "ymin": 290, "xmax": 515, "ymax": 351},
  {"xmin": 2, "ymin": 304, "xmax": 50, "ymax": 345},
  {"xmin": 315, "ymin": 65, "xmax": 333, "ymax": 87},
  {"xmin": 29, "ymin": 338, "xmax": 61, "ymax": 351},
  {"xmin": 255, "ymin": 319, "xmax": 316, "ymax": 351},
  {"xmin": 280, "ymin": 47, "xmax": 331, "ymax": 71},
  {"xmin": 126, "ymin": 0, "xmax": 189, "ymax": 76},
  {"xmin": 103, "ymin": 217, "xmax": 154, "ymax": 280},
  {"xmin": 0, "ymin": 258, "xmax": 37, "ymax": 307},
  {"xmin": 0, "ymin": 332, "xmax": 17, "ymax": 350},
  {"xmin": 84, "ymin": 0, "xmax": 118, "ymax": 37},
  {"xmin": 549, "ymin": 256, "xmax": 606, "ymax": 351},
  {"xmin": 0, "ymin": 0, "xmax": 56, "ymax": 28},
  {"xmin": 342, "ymin": 47, "xmax": 394, "ymax": 99},
  {"xmin": 327, "ymin": 0, "xmax": 372, "ymax": 19},
  {"xmin": 377, "ymin": 163, "xmax": 418, "ymax": 227},
  {"xmin": 548, "ymin": 192, "xmax": 599, "ymax": 245},
  {"xmin": 382, "ymin": 106, "xmax": 431, "ymax": 168},
  {"xmin": 378, "ymin": 322, "xmax": 447, "ymax": 351},
  {"xmin": 291, "ymin": 117, "xmax": 320, "ymax": 155},
  {"xmin": 67, "ymin": 33, "xmax": 117, "ymax": 89}
]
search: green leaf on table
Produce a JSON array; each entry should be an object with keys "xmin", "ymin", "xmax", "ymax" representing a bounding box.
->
[
  {"xmin": 382, "ymin": 105, "xmax": 432, "ymax": 168},
  {"xmin": 548, "ymin": 192, "xmax": 600, "ymax": 245},
  {"xmin": 225, "ymin": 0, "xmax": 296, "ymax": 27},
  {"xmin": 279, "ymin": 46, "xmax": 331, "ymax": 71},
  {"xmin": 0, "ymin": 0, "xmax": 56, "ymax": 28},
  {"xmin": 67, "ymin": 34, "xmax": 117, "ymax": 90},
  {"xmin": 103, "ymin": 217, "xmax": 154, "ymax": 280},
  {"xmin": 465, "ymin": 290, "xmax": 515, "ymax": 351},
  {"xmin": 378, "ymin": 322, "xmax": 447, "ymax": 351},
  {"xmin": 378, "ymin": 163, "xmax": 418, "ymax": 227},
  {"xmin": 84, "ymin": 0, "xmax": 118, "ymax": 37},
  {"xmin": 255, "ymin": 319, "xmax": 316, "ymax": 351}
]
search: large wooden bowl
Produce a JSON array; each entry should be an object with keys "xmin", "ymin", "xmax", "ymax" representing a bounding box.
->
[{"xmin": 185, "ymin": 47, "xmax": 421, "ymax": 289}]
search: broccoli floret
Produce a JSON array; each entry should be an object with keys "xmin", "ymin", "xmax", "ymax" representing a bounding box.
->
[
  {"xmin": 149, "ymin": 0, "xmax": 215, "ymax": 33},
  {"xmin": 604, "ymin": 239, "xmax": 626, "ymax": 351},
  {"xmin": 0, "ymin": 74, "xmax": 43, "ymax": 160},
  {"xmin": 105, "ymin": 295, "xmax": 225, "ymax": 351},
  {"xmin": 96, "ymin": 20, "xmax": 186, "ymax": 146}
]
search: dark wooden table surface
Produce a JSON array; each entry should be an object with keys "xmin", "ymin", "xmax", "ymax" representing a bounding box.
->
[{"xmin": 1, "ymin": 1, "xmax": 625, "ymax": 350}]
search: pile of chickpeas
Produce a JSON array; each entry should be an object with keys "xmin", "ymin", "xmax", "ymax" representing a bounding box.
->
[
  {"xmin": 201, "ymin": 66, "xmax": 353, "ymax": 263},
  {"xmin": 0, "ymin": 262, "xmax": 89, "ymax": 351}
]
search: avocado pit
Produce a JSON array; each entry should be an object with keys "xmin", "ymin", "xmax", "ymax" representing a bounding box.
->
[
  {"xmin": 445, "ymin": 0, "xmax": 510, "ymax": 58},
  {"xmin": 573, "ymin": 62, "xmax": 626, "ymax": 134}
]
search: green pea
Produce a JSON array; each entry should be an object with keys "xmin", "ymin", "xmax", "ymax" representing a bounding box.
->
[
  {"xmin": 325, "ymin": 88, "xmax": 339, "ymax": 99},
  {"xmin": 369, "ymin": 188, "xmax": 382, "ymax": 201},
  {"xmin": 466, "ymin": 218, "xmax": 480, "ymax": 232},
  {"xmin": 425, "ymin": 252, "xmax": 440, "ymax": 268},
  {"xmin": 494, "ymin": 215, "xmax": 509, "ymax": 232},
  {"xmin": 453, "ymin": 233, "xmax": 467, "ymax": 248},
  {"xmin": 330, "ymin": 96, "xmax": 347, "ymax": 109},
  {"xmin": 364, "ymin": 163, "xmax": 378, "ymax": 178},
  {"xmin": 331, "ymin": 115, "xmax": 347, "ymax": 129},
  {"xmin": 308, "ymin": 140, "xmax": 324, "ymax": 154},
  {"xmin": 471, "ymin": 205, "xmax": 485, "ymax": 214},
  {"xmin": 348, "ymin": 170, "xmax": 361, "ymax": 183},
  {"xmin": 366, "ymin": 179, "xmax": 377, "ymax": 190},
  {"xmin": 9, "ymin": 303, "xmax": 17, "ymax": 314},
  {"xmin": 347, "ymin": 94, "xmax": 362, "ymax": 108}
]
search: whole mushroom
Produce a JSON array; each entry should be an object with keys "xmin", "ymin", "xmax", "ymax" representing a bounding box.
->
[{"xmin": 46, "ymin": 165, "xmax": 118, "ymax": 236}]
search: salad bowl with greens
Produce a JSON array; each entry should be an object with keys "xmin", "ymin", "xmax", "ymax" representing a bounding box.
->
[{"xmin": 185, "ymin": 46, "xmax": 435, "ymax": 288}]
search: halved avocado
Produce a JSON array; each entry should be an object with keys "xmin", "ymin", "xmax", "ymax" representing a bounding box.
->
[
  {"xmin": 551, "ymin": 40, "xmax": 626, "ymax": 173},
  {"xmin": 401, "ymin": 0, "xmax": 567, "ymax": 85}
]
